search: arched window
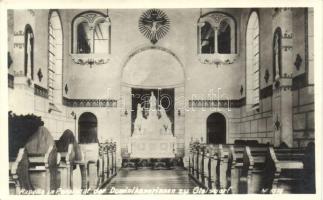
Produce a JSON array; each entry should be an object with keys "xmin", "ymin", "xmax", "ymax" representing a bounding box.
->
[
  {"xmin": 273, "ymin": 28, "xmax": 282, "ymax": 81},
  {"xmin": 201, "ymin": 22, "xmax": 215, "ymax": 54},
  {"xmin": 246, "ymin": 11, "xmax": 260, "ymax": 110},
  {"xmin": 72, "ymin": 11, "xmax": 111, "ymax": 54},
  {"xmin": 198, "ymin": 12, "xmax": 236, "ymax": 54},
  {"xmin": 48, "ymin": 10, "xmax": 63, "ymax": 106},
  {"xmin": 24, "ymin": 24, "xmax": 34, "ymax": 80},
  {"xmin": 218, "ymin": 20, "xmax": 231, "ymax": 53}
]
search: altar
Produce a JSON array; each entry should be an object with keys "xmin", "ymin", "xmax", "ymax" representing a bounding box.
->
[
  {"xmin": 129, "ymin": 135, "xmax": 176, "ymax": 158},
  {"xmin": 127, "ymin": 92, "xmax": 177, "ymax": 160}
]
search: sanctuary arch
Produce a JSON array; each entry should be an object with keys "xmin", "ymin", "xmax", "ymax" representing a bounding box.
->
[{"xmin": 120, "ymin": 46, "xmax": 185, "ymax": 160}]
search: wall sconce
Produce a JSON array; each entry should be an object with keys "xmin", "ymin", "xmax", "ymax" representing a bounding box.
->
[
  {"xmin": 124, "ymin": 109, "xmax": 128, "ymax": 116},
  {"xmin": 71, "ymin": 111, "xmax": 76, "ymax": 119},
  {"xmin": 177, "ymin": 109, "xmax": 181, "ymax": 116}
]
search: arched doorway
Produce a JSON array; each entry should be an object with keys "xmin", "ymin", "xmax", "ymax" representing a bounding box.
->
[
  {"xmin": 78, "ymin": 112, "xmax": 98, "ymax": 144},
  {"xmin": 207, "ymin": 113, "xmax": 226, "ymax": 144}
]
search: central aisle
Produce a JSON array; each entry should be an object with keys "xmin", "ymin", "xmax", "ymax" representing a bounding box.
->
[{"xmin": 103, "ymin": 168, "xmax": 198, "ymax": 194}]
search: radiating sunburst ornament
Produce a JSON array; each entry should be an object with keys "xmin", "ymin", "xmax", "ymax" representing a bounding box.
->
[{"xmin": 139, "ymin": 9, "xmax": 170, "ymax": 44}]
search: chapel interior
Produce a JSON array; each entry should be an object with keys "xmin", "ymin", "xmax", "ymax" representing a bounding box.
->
[{"xmin": 7, "ymin": 8, "xmax": 315, "ymax": 194}]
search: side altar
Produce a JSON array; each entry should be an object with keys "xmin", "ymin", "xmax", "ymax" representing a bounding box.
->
[{"xmin": 123, "ymin": 92, "xmax": 179, "ymax": 168}]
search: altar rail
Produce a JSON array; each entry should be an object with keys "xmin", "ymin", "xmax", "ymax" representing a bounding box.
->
[{"xmin": 188, "ymin": 142, "xmax": 315, "ymax": 194}]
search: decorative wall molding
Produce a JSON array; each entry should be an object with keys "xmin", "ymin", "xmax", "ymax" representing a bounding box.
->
[
  {"xmin": 197, "ymin": 53, "xmax": 238, "ymax": 66},
  {"xmin": 122, "ymin": 45, "xmax": 184, "ymax": 70},
  {"xmin": 13, "ymin": 43, "xmax": 24, "ymax": 49},
  {"xmin": 14, "ymin": 30, "xmax": 24, "ymax": 36},
  {"xmin": 71, "ymin": 53, "xmax": 110, "ymax": 67},
  {"xmin": 282, "ymin": 32, "xmax": 294, "ymax": 39},
  {"xmin": 188, "ymin": 98, "xmax": 245, "ymax": 108},
  {"xmin": 272, "ymin": 8, "xmax": 291, "ymax": 18},
  {"xmin": 34, "ymin": 84, "xmax": 48, "ymax": 98},
  {"xmin": 63, "ymin": 97, "xmax": 117, "ymax": 107},
  {"xmin": 8, "ymin": 74, "xmax": 14, "ymax": 89},
  {"xmin": 281, "ymin": 73, "xmax": 293, "ymax": 79},
  {"xmin": 281, "ymin": 45, "xmax": 293, "ymax": 51}
]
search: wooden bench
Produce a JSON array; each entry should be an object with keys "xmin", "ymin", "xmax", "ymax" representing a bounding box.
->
[
  {"xmin": 99, "ymin": 142, "xmax": 117, "ymax": 185},
  {"xmin": 79, "ymin": 143, "xmax": 100, "ymax": 190},
  {"xmin": 203, "ymin": 144, "xmax": 218, "ymax": 189},
  {"xmin": 56, "ymin": 143, "xmax": 74, "ymax": 190},
  {"xmin": 264, "ymin": 144, "xmax": 315, "ymax": 194},
  {"xmin": 11, "ymin": 145, "xmax": 60, "ymax": 194},
  {"xmin": 241, "ymin": 146, "xmax": 269, "ymax": 193},
  {"xmin": 8, "ymin": 112, "xmax": 44, "ymax": 194},
  {"xmin": 11, "ymin": 126, "xmax": 60, "ymax": 194},
  {"xmin": 198, "ymin": 144, "xmax": 207, "ymax": 185},
  {"xmin": 217, "ymin": 144, "xmax": 230, "ymax": 189},
  {"xmin": 227, "ymin": 141, "xmax": 268, "ymax": 193},
  {"xmin": 227, "ymin": 145, "xmax": 244, "ymax": 193}
]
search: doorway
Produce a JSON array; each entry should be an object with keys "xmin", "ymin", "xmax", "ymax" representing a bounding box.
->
[
  {"xmin": 78, "ymin": 112, "xmax": 98, "ymax": 144},
  {"xmin": 207, "ymin": 112, "xmax": 226, "ymax": 144}
]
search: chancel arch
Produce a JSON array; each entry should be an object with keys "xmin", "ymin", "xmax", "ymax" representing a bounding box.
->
[
  {"xmin": 78, "ymin": 112, "xmax": 98, "ymax": 144},
  {"xmin": 121, "ymin": 46, "xmax": 185, "ymax": 88},
  {"xmin": 206, "ymin": 112, "xmax": 227, "ymax": 144},
  {"xmin": 120, "ymin": 46, "xmax": 185, "ymax": 159}
]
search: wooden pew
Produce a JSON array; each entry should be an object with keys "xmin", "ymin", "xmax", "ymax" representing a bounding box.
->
[
  {"xmin": 264, "ymin": 144, "xmax": 315, "ymax": 194},
  {"xmin": 56, "ymin": 129, "xmax": 90, "ymax": 191},
  {"xmin": 188, "ymin": 142, "xmax": 199, "ymax": 177},
  {"xmin": 188, "ymin": 142, "xmax": 203, "ymax": 184},
  {"xmin": 198, "ymin": 144, "xmax": 206, "ymax": 185},
  {"xmin": 227, "ymin": 144, "xmax": 244, "ymax": 193},
  {"xmin": 11, "ymin": 126, "xmax": 60, "ymax": 194},
  {"xmin": 56, "ymin": 143, "xmax": 74, "ymax": 191},
  {"xmin": 217, "ymin": 144, "xmax": 230, "ymax": 189},
  {"xmin": 241, "ymin": 145, "xmax": 269, "ymax": 194},
  {"xmin": 8, "ymin": 112, "xmax": 44, "ymax": 194},
  {"xmin": 99, "ymin": 141, "xmax": 117, "ymax": 184},
  {"xmin": 79, "ymin": 143, "xmax": 100, "ymax": 190},
  {"xmin": 203, "ymin": 144, "xmax": 218, "ymax": 189},
  {"xmin": 193, "ymin": 143, "xmax": 200, "ymax": 180}
]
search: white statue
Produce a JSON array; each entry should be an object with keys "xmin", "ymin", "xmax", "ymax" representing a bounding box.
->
[
  {"xmin": 159, "ymin": 104, "xmax": 172, "ymax": 135},
  {"xmin": 132, "ymin": 91, "xmax": 173, "ymax": 137},
  {"xmin": 133, "ymin": 104, "xmax": 143, "ymax": 136}
]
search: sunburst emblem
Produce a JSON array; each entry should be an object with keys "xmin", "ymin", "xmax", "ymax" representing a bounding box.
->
[{"xmin": 139, "ymin": 9, "xmax": 170, "ymax": 44}]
